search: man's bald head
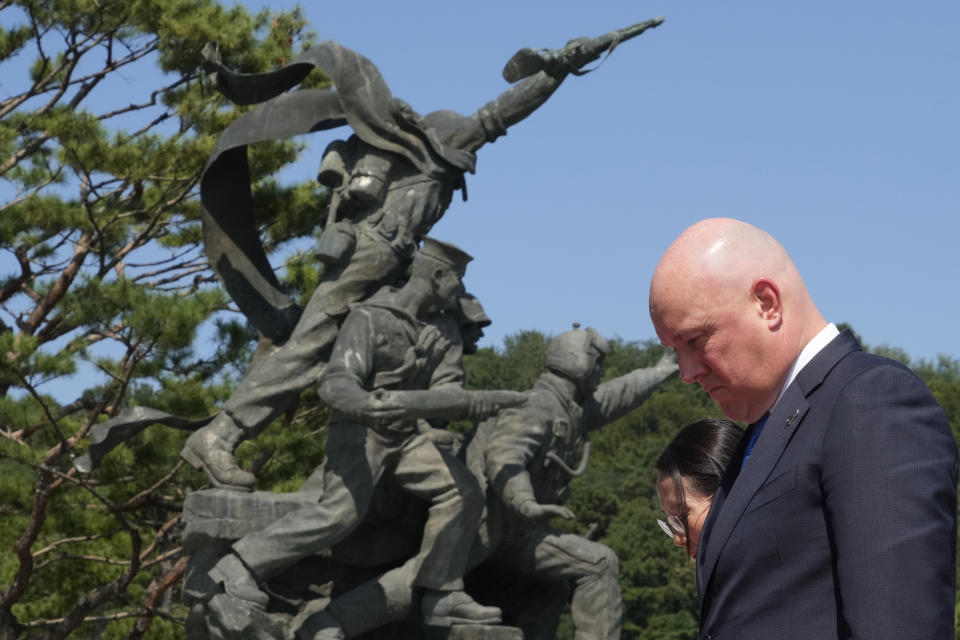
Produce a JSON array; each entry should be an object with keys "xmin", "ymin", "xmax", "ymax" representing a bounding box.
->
[
  {"xmin": 655, "ymin": 218, "xmax": 789, "ymax": 293},
  {"xmin": 649, "ymin": 218, "xmax": 825, "ymax": 422}
]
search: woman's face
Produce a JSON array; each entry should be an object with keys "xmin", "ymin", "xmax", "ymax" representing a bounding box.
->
[{"xmin": 657, "ymin": 471, "xmax": 713, "ymax": 558}]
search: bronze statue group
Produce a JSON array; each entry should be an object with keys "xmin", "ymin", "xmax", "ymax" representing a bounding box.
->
[{"xmin": 179, "ymin": 24, "xmax": 679, "ymax": 640}]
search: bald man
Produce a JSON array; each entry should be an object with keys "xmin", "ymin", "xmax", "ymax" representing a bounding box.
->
[{"xmin": 649, "ymin": 218, "xmax": 957, "ymax": 639}]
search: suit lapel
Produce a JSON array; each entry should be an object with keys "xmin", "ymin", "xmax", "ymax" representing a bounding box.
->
[
  {"xmin": 697, "ymin": 386, "xmax": 809, "ymax": 610},
  {"xmin": 794, "ymin": 330, "xmax": 860, "ymax": 397}
]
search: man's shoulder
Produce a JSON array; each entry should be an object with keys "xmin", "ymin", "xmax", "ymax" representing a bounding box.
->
[
  {"xmin": 798, "ymin": 330, "xmax": 910, "ymax": 394},
  {"xmin": 818, "ymin": 349, "xmax": 942, "ymax": 418},
  {"xmin": 830, "ymin": 348, "xmax": 919, "ymax": 386}
]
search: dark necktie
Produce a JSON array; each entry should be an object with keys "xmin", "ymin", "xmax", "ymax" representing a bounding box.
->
[{"xmin": 741, "ymin": 412, "xmax": 770, "ymax": 467}]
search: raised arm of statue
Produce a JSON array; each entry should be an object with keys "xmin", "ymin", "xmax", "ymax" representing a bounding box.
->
[
  {"xmin": 441, "ymin": 17, "xmax": 665, "ymax": 153},
  {"xmin": 432, "ymin": 70, "xmax": 568, "ymax": 154},
  {"xmin": 585, "ymin": 350, "xmax": 678, "ymax": 430}
]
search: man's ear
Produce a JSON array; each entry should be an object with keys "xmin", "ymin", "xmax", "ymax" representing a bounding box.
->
[{"xmin": 753, "ymin": 278, "xmax": 783, "ymax": 330}]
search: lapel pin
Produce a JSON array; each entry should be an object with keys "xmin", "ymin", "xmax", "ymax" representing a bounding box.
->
[{"xmin": 784, "ymin": 409, "xmax": 800, "ymax": 427}]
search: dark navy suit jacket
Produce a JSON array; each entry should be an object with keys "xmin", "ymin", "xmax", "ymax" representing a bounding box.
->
[{"xmin": 696, "ymin": 330, "xmax": 958, "ymax": 639}]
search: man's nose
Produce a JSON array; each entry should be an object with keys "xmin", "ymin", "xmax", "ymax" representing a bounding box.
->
[
  {"xmin": 678, "ymin": 351, "xmax": 707, "ymax": 384},
  {"xmin": 673, "ymin": 533, "xmax": 686, "ymax": 549}
]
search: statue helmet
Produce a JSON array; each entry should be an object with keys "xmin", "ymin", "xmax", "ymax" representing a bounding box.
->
[{"xmin": 544, "ymin": 324, "xmax": 610, "ymax": 385}]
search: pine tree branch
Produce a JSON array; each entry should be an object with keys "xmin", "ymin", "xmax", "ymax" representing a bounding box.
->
[
  {"xmin": 8, "ymin": 396, "xmax": 99, "ymax": 442},
  {"xmin": 121, "ymin": 464, "xmax": 186, "ymax": 512},
  {"xmin": 139, "ymin": 519, "xmax": 182, "ymax": 563},
  {"xmin": 0, "ymin": 133, "xmax": 51, "ymax": 178},
  {"xmin": 34, "ymin": 552, "xmax": 132, "ymax": 571},
  {"xmin": 34, "ymin": 546, "xmax": 180, "ymax": 572},
  {"xmin": 97, "ymin": 71, "xmax": 188, "ymax": 125},
  {"xmin": 0, "ymin": 468, "xmax": 63, "ymax": 610},
  {"xmin": 147, "ymin": 263, "xmax": 209, "ymax": 289},
  {"xmin": 20, "ymin": 231, "xmax": 91, "ymax": 336},
  {"xmin": 0, "ymin": 16, "xmax": 56, "ymax": 120},
  {"xmin": 19, "ymin": 603, "xmax": 184, "ymax": 631},
  {"xmin": 0, "ymin": 28, "xmax": 157, "ymax": 175},
  {"xmin": 0, "ymin": 174, "xmax": 59, "ymax": 214},
  {"xmin": 0, "ymin": 246, "xmax": 34, "ymax": 304},
  {"xmin": 107, "ymin": 176, "xmax": 202, "ymax": 270},
  {"xmin": 0, "ymin": 27, "xmax": 87, "ymax": 175},
  {"xmin": 4, "ymin": 363, "xmax": 76, "ymax": 463},
  {"xmin": 31, "ymin": 531, "xmax": 123, "ymax": 559},
  {"xmin": 20, "ymin": 611, "xmax": 140, "ymax": 630}
]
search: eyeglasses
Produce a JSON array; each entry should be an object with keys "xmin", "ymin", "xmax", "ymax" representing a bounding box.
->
[
  {"xmin": 657, "ymin": 515, "xmax": 686, "ymax": 539},
  {"xmin": 656, "ymin": 494, "xmax": 713, "ymax": 539}
]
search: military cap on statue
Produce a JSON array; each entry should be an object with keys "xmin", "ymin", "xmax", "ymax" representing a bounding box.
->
[{"xmin": 416, "ymin": 238, "xmax": 473, "ymax": 276}]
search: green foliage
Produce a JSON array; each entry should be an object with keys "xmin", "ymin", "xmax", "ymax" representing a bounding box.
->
[
  {"xmin": 462, "ymin": 330, "xmax": 548, "ymax": 391},
  {"xmin": 0, "ymin": 1, "xmax": 330, "ymax": 638}
]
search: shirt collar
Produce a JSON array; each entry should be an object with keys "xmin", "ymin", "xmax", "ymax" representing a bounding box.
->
[{"xmin": 771, "ymin": 323, "xmax": 839, "ymax": 410}]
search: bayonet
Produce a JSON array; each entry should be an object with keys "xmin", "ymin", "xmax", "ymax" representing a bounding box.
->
[{"xmin": 503, "ymin": 16, "xmax": 665, "ymax": 83}]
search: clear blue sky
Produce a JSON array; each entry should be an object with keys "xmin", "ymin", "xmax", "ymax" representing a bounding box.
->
[
  {"xmin": 249, "ymin": 0, "xmax": 959, "ymax": 362},
  {"xmin": 3, "ymin": 1, "xmax": 957, "ymax": 373}
]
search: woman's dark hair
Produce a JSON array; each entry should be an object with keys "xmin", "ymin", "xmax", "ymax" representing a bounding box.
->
[{"xmin": 656, "ymin": 418, "xmax": 744, "ymax": 553}]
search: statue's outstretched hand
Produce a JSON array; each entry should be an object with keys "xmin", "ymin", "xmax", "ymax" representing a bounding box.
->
[
  {"xmin": 467, "ymin": 390, "xmax": 526, "ymax": 421},
  {"xmin": 518, "ymin": 500, "xmax": 575, "ymax": 521}
]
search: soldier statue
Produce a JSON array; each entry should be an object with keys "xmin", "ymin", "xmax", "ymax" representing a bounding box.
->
[
  {"xmin": 462, "ymin": 326, "xmax": 677, "ymax": 640},
  {"xmin": 204, "ymin": 239, "xmax": 523, "ymax": 635},
  {"xmin": 184, "ymin": 19, "xmax": 665, "ymax": 490}
]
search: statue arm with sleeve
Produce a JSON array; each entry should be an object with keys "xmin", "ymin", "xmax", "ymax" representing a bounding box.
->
[
  {"xmin": 443, "ymin": 17, "xmax": 665, "ymax": 153},
  {"xmin": 316, "ymin": 306, "xmax": 394, "ymax": 425},
  {"xmin": 423, "ymin": 338, "xmax": 527, "ymax": 420},
  {"xmin": 484, "ymin": 405, "xmax": 575, "ymax": 521},
  {"xmin": 364, "ymin": 387, "xmax": 526, "ymax": 424},
  {"xmin": 586, "ymin": 350, "xmax": 678, "ymax": 430}
]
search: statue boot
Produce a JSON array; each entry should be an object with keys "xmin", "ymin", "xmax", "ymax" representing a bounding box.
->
[
  {"xmin": 209, "ymin": 552, "xmax": 269, "ymax": 610},
  {"xmin": 421, "ymin": 590, "xmax": 502, "ymax": 627},
  {"xmin": 296, "ymin": 610, "xmax": 345, "ymax": 640},
  {"xmin": 181, "ymin": 413, "xmax": 255, "ymax": 490}
]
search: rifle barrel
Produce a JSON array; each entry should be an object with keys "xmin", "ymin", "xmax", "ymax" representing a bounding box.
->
[
  {"xmin": 573, "ymin": 16, "xmax": 665, "ymax": 65},
  {"xmin": 502, "ymin": 16, "xmax": 665, "ymax": 83}
]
